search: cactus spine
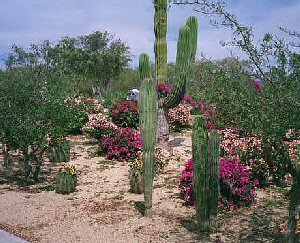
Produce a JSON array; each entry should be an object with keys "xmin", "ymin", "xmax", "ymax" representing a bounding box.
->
[
  {"xmin": 192, "ymin": 117, "xmax": 220, "ymax": 231},
  {"xmin": 139, "ymin": 53, "xmax": 157, "ymax": 217}
]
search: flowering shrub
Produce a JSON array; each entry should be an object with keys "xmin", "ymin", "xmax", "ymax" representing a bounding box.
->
[
  {"xmin": 179, "ymin": 157, "xmax": 259, "ymax": 210},
  {"xmin": 287, "ymin": 140, "xmax": 300, "ymax": 162},
  {"xmin": 220, "ymin": 129, "xmax": 269, "ymax": 187},
  {"xmin": 74, "ymin": 96, "xmax": 104, "ymax": 114},
  {"xmin": 219, "ymin": 157, "xmax": 259, "ymax": 209},
  {"xmin": 168, "ymin": 104, "xmax": 192, "ymax": 131},
  {"xmin": 101, "ymin": 127, "xmax": 142, "ymax": 162},
  {"xmin": 156, "ymin": 82, "xmax": 172, "ymax": 96},
  {"xmin": 110, "ymin": 99, "xmax": 139, "ymax": 129},
  {"xmin": 82, "ymin": 113, "xmax": 118, "ymax": 141},
  {"xmin": 179, "ymin": 158, "xmax": 195, "ymax": 205},
  {"xmin": 181, "ymin": 94, "xmax": 216, "ymax": 130}
]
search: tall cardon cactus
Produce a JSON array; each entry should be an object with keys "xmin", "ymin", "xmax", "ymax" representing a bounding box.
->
[
  {"xmin": 192, "ymin": 117, "xmax": 220, "ymax": 231},
  {"xmin": 154, "ymin": 0, "xmax": 198, "ymax": 148},
  {"xmin": 139, "ymin": 53, "xmax": 157, "ymax": 217}
]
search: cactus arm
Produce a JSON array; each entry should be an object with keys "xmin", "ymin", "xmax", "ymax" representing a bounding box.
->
[
  {"xmin": 139, "ymin": 53, "xmax": 157, "ymax": 217},
  {"xmin": 154, "ymin": 0, "xmax": 168, "ymax": 84},
  {"xmin": 165, "ymin": 17, "xmax": 198, "ymax": 109},
  {"xmin": 186, "ymin": 16, "xmax": 198, "ymax": 62}
]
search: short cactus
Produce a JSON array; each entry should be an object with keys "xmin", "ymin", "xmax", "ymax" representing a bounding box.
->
[
  {"xmin": 192, "ymin": 117, "xmax": 220, "ymax": 231},
  {"xmin": 55, "ymin": 165, "xmax": 77, "ymax": 194}
]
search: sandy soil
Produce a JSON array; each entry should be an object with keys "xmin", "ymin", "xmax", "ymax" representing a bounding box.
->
[{"xmin": 0, "ymin": 131, "xmax": 292, "ymax": 243}]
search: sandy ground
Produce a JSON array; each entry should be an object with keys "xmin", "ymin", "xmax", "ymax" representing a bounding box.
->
[{"xmin": 0, "ymin": 131, "xmax": 292, "ymax": 243}]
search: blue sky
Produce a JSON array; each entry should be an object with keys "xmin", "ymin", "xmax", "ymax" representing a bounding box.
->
[{"xmin": 0, "ymin": 0, "xmax": 299, "ymax": 68}]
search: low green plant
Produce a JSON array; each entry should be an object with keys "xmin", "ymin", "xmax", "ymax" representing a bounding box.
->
[{"xmin": 55, "ymin": 165, "xmax": 77, "ymax": 194}]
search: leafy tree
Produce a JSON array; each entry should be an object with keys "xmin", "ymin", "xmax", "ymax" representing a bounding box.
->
[
  {"xmin": 6, "ymin": 31, "xmax": 132, "ymax": 96},
  {"xmin": 0, "ymin": 65, "xmax": 78, "ymax": 184}
]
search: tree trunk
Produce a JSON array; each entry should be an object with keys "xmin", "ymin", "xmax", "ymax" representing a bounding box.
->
[
  {"xmin": 285, "ymin": 172, "xmax": 300, "ymax": 242},
  {"xmin": 156, "ymin": 106, "xmax": 170, "ymax": 150}
]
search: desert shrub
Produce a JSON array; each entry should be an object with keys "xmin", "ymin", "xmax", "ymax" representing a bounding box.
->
[
  {"xmin": 179, "ymin": 157, "xmax": 259, "ymax": 210},
  {"xmin": 0, "ymin": 67, "xmax": 78, "ymax": 183},
  {"xmin": 179, "ymin": 158, "xmax": 195, "ymax": 205},
  {"xmin": 82, "ymin": 113, "xmax": 118, "ymax": 141},
  {"xmin": 110, "ymin": 99, "xmax": 139, "ymax": 129},
  {"xmin": 75, "ymin": 97, "xmax": 104, "ymax": 114},
  {"xmin": 65, "ymin": 101, "xmax": 89, "ymax": 135},
  {"xmin": 240, "ymin": 149, "xmax": 270, "ymax": 188},
  {"xmin": 102, "ymin": 90, "xmax": 126, "ymax": 108},
  {"xmin": 168, "ymin": 104, "xmax": 192, "ymax": 131},
  {"xmin": 101, "ymin": 127, "xmax": 142, "ymax": 161},
  {"xmin": 220, "ymin": 129, "xmax": 270, "ymax": 187}
]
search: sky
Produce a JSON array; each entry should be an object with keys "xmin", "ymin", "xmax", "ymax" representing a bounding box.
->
[{"xmin": 0, "ymin": 0, "xmax": 299, "ymax": 68}]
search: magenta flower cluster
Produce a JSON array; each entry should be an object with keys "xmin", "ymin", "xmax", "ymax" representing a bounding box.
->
[
  {"xmin": 179, "ymin": 158, "xmax": 195, "ymax": 204},
  {"xmin": 156, "ymin": 82, "xmax": 172, "ymax": 96},
  {"xmin": 219, "ymin": 157, "xmax": 259, "ymax": 209},
  {"xmin": 181, "ymin": 94, "xmax": 216, "ymax": 130},
  {"xmin": 110, "ymin": 100, "xmax": 139, "ymax": 129},
  {"xmin": 168, "ymin": 104, "xmax": 192, "ymax": 131},
  {"xmin": 179, "ymin": 157, "xmax": 259, "ymax": 210},
  {"xmin": 253, "ymin": 80, "xmax": 262, "ymax": 92},
  {"xmin": 102, "ymin": 127, "xmax": 142, "ymax": 162}
]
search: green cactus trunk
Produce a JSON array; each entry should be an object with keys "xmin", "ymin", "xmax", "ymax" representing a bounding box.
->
[
  {"xmin": 192, "ymin": 117, "xmax": 220, "ymax": 231},
  {"xmin": 139, "ymin": 53, "xmax": 157, "ymax": 217},
  {"xmin": 193, "ymin": 117, "xmax": 209, "ymax": 231},
  {"xmin": 208, "ymin": 131, "xmax": 221, "ymax": 229}
]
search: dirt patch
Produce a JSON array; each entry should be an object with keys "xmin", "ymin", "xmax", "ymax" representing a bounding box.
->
[{"xmin": 0, "ymin": 133, "xmax": 293, "ymax": 242}]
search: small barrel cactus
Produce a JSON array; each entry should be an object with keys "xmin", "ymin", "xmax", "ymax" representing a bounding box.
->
[
  {"xmin": 55, "ymin": 165, "xmax": 77, "ymax": 194},
  {"xmin": 129, "ymin": 158, "xmax": 144, "ymax": 194}
]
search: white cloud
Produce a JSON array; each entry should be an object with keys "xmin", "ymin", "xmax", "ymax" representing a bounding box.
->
[{"xmin": 0, "ymin": 0, "xmax": 299, "ymax": 68}]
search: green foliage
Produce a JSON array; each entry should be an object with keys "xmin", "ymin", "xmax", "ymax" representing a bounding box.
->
[
  {"xmin": 0, "ymin": 63, "xmax": 78, "ymax": 182},
  {"xmin": 6, "ymin": 31, "xmax": 131, "ymax": 96},
  {"xmin": 108, "ymin": 68, "xmax": 140, "ymax": 92},
  {"xmin": 102, "ymin": 90, "xmax": 126, "ymax": 108}
]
